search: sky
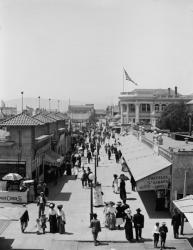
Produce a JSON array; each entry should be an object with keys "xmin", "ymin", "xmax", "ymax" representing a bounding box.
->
[{"xmin": 1, "ymin": 0, "xmax": 193, "ymax": 110}]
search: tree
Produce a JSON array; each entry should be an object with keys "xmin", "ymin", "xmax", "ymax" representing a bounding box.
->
[{"xmin": 157, "ymin": 102, "xmax": 189, "ymax": 132}]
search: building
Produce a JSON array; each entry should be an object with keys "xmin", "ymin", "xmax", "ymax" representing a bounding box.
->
[
  {"xmin": 119, "ymin": 87, "xmax": 193, "ymax": 128},
  {"xmin": 121, "ymin": 131, "xmax": 193, "ymax": 212},
  {"xmin": 95, "ymin": 109, "xmax": 106, "ymax": 124},
  {"xmin": 68, "ymin": 104, "xmax": 95, "ymax": 129},
  {"xmin": 0, "ymin": 112, "xmax": 71, "ymax": 181}
]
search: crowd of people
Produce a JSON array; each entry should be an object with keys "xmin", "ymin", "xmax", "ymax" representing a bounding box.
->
[{"xmin": 18, "ymin": 124, "xmax": 185, "ymax": 248}]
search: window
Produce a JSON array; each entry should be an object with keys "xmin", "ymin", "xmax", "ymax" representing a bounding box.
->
[
  {"xmin": 129, "ymin": 104, "xmax": 135, "ymax": 112},
  {"xmin": 161, "ymin": 104, "xmax": 166, "ymax": 111},
  {"xmin": 141, "ymin": 104, "xmax": 150, "ymax": 113},
  {"xmin": 122, "ymin": 104, "xmax": 127, "ymax": 112},
  {"xmin": 155, "ymin": 104, "xmax": 159, "ymax": 112}
]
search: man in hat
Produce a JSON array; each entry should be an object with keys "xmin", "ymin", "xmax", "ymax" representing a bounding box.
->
[
  {"xmin": 37, "ymin": 192, "xmax": 46, "ymax": 218},
  {"xmin": 90, "ymin": 213, "xmax": 101, "ymax": 246},
  {"xmin": 133, "ymin": 208, "xmax": 144, "ymax": 241},
  {"xmin": 171, "ymin": 209, "xmax": 181, "ymax": 238},
  {"xmin": 159, "ymin": 222, "xmax": 168, "ymax": 250}
]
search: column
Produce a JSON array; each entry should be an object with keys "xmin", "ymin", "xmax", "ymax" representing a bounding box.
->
[
  {"xmin": 120, "ymin": 104, "xmax": 123, "ymax": 125},
  {"xmin": 135, "ymin": 103, "xmax": 139, "ymax": 124},
  {"xmin": 127, "ymin": 104, "xmax": 129, "ymax": 124}
]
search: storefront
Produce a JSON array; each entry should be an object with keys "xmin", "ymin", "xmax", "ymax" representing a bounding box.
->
[
  {"xmin": 122, "ymin": 152, "xmax": 172, "ymax": 211},
  {"xmin": 44, "ymin": 150, "xmax": 64, "ymax": 182}
]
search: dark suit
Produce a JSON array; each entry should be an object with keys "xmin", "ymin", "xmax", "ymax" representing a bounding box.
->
[
  {"xmin": 90, "ymin": 218, "xmax": 101, "ymax": 245},
  {"xmin": 133, "ymin": 212, "xmax": 144, "ymax": 240},
  {"xmin": 171, "ymin": 213, "xmax": 181, "ymax": 238}
]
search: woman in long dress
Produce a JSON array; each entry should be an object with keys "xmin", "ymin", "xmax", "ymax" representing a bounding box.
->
[
  {"xmin": 48, "ymin": 203, "xmax": 57, "ymax": 233},
  {"xmin": 112, "ymin": 174, "xmax": 119, "ymax": 194},
  {"xmin": 120, "ymin": 179, "xmax": 127, "ymax": 202},
  {"xmin": 107, "ymin": 202, "xmax": 116, "ymax": 230},
  {"xmin": 103, "ymin": 202, "xmax": 110, "ymax": 228},
  {"xmin": 124, "ymin": 208, "xmax": 133, "ymax": 242},
  {"xmin": 57, "ymin": 205, "xmax": 66, "ymax": 234}
]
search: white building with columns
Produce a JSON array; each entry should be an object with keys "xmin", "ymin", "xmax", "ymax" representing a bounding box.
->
[{"xmin": 119, "ymin": 87, "xmax": 193, "ymax": 128}]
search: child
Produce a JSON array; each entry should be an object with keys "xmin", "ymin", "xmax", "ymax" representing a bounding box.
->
[
  {"xmin": 152, "ymin": 222, "xmax": 160, "ymax": 248},
  {"xmin": 159, "ymin": 222, "xmax": 168, "ymax": 250},
  {"xmin": 40, "ymin": 214, "xmax": 47, "ymax": 234},
  {"xmin": 36, "ymin": 218, "xmax": 41, "ymax": 234}
]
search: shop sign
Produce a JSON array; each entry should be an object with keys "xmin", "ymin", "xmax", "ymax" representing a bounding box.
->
[
  {"xmin": 0, "ymin": 191, "xmax": 27, "ymax": 203},
  {"xmin": 137, "ymin": 167, "xmax": 171, "ymax": 191}
]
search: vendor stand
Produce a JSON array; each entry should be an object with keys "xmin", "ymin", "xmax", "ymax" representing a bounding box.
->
[{"xmin": 0, "ymin": 173, "xmax": 27, "ymax": 204}]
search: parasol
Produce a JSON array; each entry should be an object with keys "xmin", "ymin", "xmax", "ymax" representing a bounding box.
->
[
  {"xmin": 119, "ymin": 174, "xmax": 130, "ymax": 181},
  {"xmin": 2, "ymin": 173, "xmax": 23, "ymax": 181}
]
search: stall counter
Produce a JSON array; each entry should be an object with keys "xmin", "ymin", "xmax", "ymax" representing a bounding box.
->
[{"xmin": 0, "ymin": 190, "xmax": 28, "ymax": 203}]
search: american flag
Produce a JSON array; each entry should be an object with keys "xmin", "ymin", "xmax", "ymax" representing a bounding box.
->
[{"xmin": 123, "ymin": 68, "xmax": 138, "ymax": 86}]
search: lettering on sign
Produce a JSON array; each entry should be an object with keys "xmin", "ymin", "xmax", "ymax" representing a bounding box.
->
[
  {"xmin": 0, "ymin": 192, "xmax": 27, "ymax": 203},
  {"xmin": 137, "ymin": 168, "xmax": 171, "ymax": 191}
]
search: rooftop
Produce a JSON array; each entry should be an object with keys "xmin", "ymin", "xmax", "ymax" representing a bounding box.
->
[
  {"xmin": 0, "ymin": 113, "xmax": 44, "ymax": 127},
  {"xmin": 33, "ymin": 113, "xmax": 55, "ymax": 123}
]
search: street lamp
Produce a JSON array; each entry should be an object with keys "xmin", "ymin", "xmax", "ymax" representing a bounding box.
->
[
  {"xmin": 38, "ymin": 96, "xmax": 40, "ymax": 110},
  {"xmin": 21, "ymin": 91, "xmax": 24, "ymax": 112},
  {"xmin": 88, "ymin": 173, "xmax": 95, "ymax": 222},
  {"xmin": 49, "ymin": 98, "xmax": 51, "ymax": 111}
]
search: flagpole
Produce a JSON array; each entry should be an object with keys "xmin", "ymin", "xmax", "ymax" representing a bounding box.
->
[{"xmin": 122, "ymin": 68, "xmax": 125, "ymax": 92}]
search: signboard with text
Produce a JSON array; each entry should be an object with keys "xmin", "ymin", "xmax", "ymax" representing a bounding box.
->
[
  {"xmin": 0, "ymin": 191, "xmax": 27, "ymax": 203},
  {"xmin": 137, "ymin": 167, "xmax": 171, "ymax": 191}
]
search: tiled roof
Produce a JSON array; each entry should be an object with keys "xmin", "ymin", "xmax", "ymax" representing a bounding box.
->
[
  {"xmin": 45, "ymin": 112, "xmax": 63, "ymax": 121},
  {"xmin": 0, "ymin": 113, "xmax": 44, "ymax": 127},
  {"xmin": 55, "ymin": 112, "xmax": 69, "ymax": 120},
  {"xmin": 33, "ymin": 113, "xmax": 55, "ymax": 124}
]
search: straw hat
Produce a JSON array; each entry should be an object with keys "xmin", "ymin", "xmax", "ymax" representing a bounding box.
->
[{"xmin": 49, "ymin": 203, "xmax": 55, "ymax": 209}]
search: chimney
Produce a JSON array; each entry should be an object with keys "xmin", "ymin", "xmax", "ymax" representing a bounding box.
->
[
  {"xmin": 168, "ymin": 88, "xmax": 171, "ymax": 97},
  {"xmin": 175, "ymin": 86, "xmax": 178, "ymax": 97}
]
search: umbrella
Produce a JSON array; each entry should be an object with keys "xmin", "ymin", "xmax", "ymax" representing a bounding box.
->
[
  {"xmin": 119, "ymin": 174, "xmax": 130, "ymax": 181},
  {"xmin": 2, "ymin": 173, "xmax": 23, "ymax": 181}
]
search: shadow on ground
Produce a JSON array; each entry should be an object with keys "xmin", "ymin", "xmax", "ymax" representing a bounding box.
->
[
  {"xmin": 138, "ymin": 191, "xmax": 171, "ymax": 219},
  {"xmin": 48, "ymin": 175, "xmax": 76, "ymax": 201},
  {"xmin": 0, "ymin": 237, "xmax": 44, "ymax": 250}
]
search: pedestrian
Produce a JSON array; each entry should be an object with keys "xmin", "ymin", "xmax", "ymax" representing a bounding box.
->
[
  {"xmin": 120, "ymin": 179, "xmax": 127, "ymax": 203},
  {"xmin": 107, "ymin": 148, "xmax": 111, "ymax": 160},
  {"xmin": 86, "ymin": 167, "xmax": 92, "ymax": 187},
  {"xmin": 20, "ymin": 204, "xmax": 29, "ymax": 233},
  {"xmin": 37, "ymin": 192, "xmax": 46, "ymax": 218},
  {"xmin": 115, "ymin": 151, "xmax": 119, "ymax": 163},
  {"xmin": 112, "ymin": 174, "xmax": 119, "ymax": 194},
  {"xmin": 107, "ymin": 201, "xmax": 116, "ymax": 230},
  {"xmin": 40, "ymin": 214, "xmax": 47, "ymax": 234},
  {"xmin": 66, "ymin": 161, "xmax": 72, "ymax": 176},
  {"xmin": 159, "ymin": 222, "xmax": 168, "ymax": 250},
  {"xmin": 116, "ymin": 201, "xmax": 124, "ymax": 229},
  {"xmin": 133, "ymin": 208, "xmax": 144, "ymax": 241},
  {"xmin": 36, "ymin": 218, "xmax": 41, "ymax": 234},
  {"xmin": 87, "ymin": 150, "xmax": 92, "ymax": 164},
  {"xmin": 81, "ymin": 170, "xmax": 88, "ymax": 188},
  {"xmin": 48, "ymin": 203, "xmax": 57, "ymax": 233},
  {"xmin": 90, "ymin": 213, "xmax": 101, "ymax": 246},
  {"xmin": 124, "ymin": 208, "xmax": 133, "ymax": 242},
  {"xmin": 152, "ymin": 222, "xmax": 160, "ymax": 248},
  {"xmin": 130, "ymin": 175, "xmax": 136, "ymax": 191},
  {"xmin": 57, "ymin": 205, "xmax": 66, "ymax": 234},
  {"xmin": 103, "ymin": 202, "xmax": 110, "ymax": 228},
  {"xmin": 171, "ymin": 209, "xmax": 181, "ymax": 239}
]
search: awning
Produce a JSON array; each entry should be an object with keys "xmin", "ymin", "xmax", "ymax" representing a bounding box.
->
[
  {"xmin": 44, "ymin": 151, "xmax": 64, "ymax": 166},
  {"xmin": 173, "ymin": 195, "xmax": 193, "ymax": 229},
  {"xmin": 173, "ymin": 195, "xmax": 193, "ymax": 213},
  {"xmin": 127, "ymin": 154, "xmax": 172, "ymax": 182}
]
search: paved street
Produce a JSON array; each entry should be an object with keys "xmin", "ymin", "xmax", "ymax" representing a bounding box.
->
[{"xmin": 1, "ymin": 134, "xmax": 193, "ymax": 249}]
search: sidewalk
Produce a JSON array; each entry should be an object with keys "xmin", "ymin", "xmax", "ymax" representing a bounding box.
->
[{"xmin": 1, "ymin": 138, "xmax": 193, "ymax": 249}]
